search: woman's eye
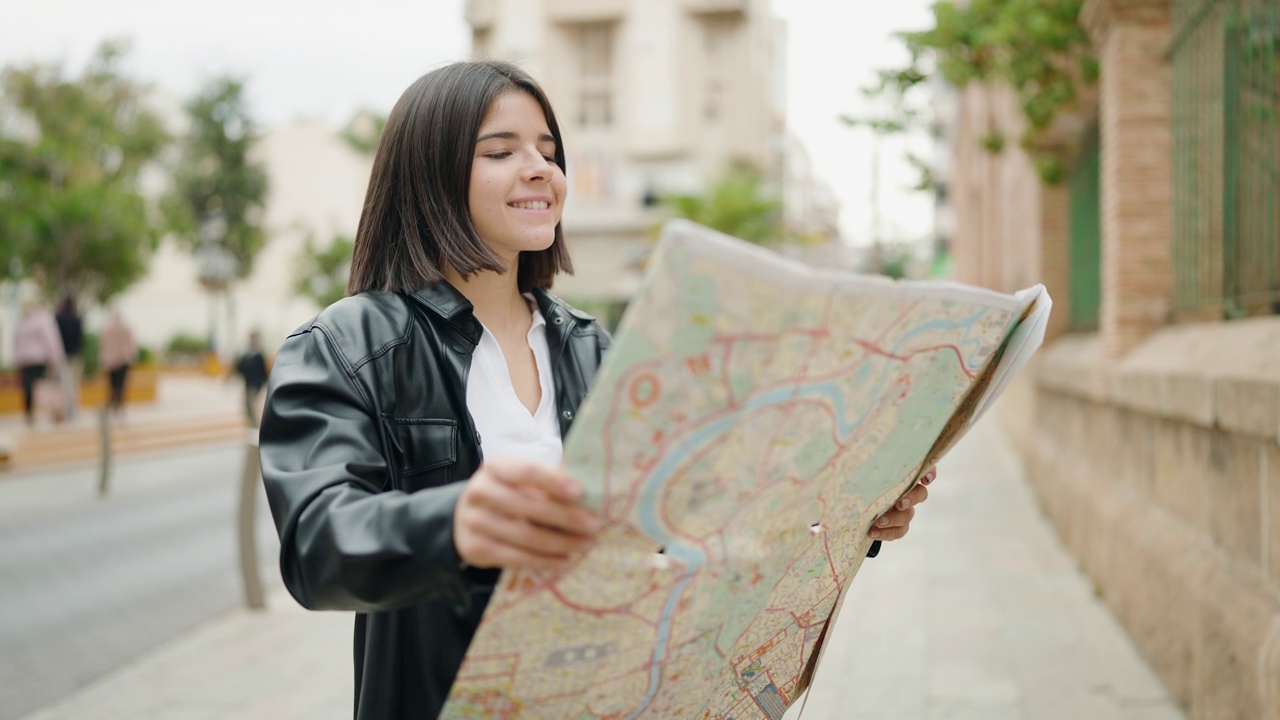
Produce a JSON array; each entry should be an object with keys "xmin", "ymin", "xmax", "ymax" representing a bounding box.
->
[
  {"xmin": 484, "ymin": 151, "xmax": 511, "ymax": 159},
  {"xmin": 542, "ymin": 155, "xmax": 556, "ymax": 163}
]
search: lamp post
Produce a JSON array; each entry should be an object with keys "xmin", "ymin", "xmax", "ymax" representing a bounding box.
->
[{"xmin": 194, "ymin": 208, "xmax": 236, "ymax": 355}]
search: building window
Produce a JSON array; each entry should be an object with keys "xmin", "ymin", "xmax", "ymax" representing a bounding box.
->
[
  {"xmin": 472, "ymin": 28, "xmax": 491, "ymax": 58},
  {"xmin": 573, "ymin": 23, "xmax": 614, "ymax": 127},
  {"xmin": 702, "ymin": 16, "xmax": 735, "ymax": 122}
]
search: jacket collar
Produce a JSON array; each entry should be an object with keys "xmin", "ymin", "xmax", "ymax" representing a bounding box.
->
[
  {"xmin": 406, "ymin": 282, "xmax": 596, "ymax": 348},
  {"xmin": 407, "ymin": 281, "xmax": 474, "ymax": 321}
]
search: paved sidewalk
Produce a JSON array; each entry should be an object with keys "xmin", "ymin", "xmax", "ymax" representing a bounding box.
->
[
  {"xmin": 17, "ymin": 415, "xmax": 1186, "ymax": 720},
  {"xmin": 0, "ymin": 374, "xmax": 250, "ymax": 471}
]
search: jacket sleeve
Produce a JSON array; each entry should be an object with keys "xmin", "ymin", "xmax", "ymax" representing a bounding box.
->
[{"xmin": 258, "ymin": 323, "xmax": 479, "ymax": 613}]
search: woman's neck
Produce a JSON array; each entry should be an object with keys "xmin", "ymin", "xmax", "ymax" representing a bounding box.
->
[{"xmin": 444, "ymin": 265, "xmax": 531, "ymax": 333}]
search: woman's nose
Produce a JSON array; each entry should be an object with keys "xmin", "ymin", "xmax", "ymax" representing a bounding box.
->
[{"xmin": 521, "ymin": 152, "xmax": 553, "ymax": 180}]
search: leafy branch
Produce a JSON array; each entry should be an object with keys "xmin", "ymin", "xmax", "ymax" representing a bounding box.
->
[{"xmin": 868, "ymin": 0, "xmax": 1098, "ymax": 184}]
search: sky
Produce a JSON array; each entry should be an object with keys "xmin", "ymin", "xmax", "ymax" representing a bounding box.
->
[{"xmin": 0, "ymin": 0, "xmax": 937, "ymax": 246}]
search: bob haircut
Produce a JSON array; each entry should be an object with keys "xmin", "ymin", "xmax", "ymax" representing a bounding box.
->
[{"xmin": 347, "ymin": 60, "xmax": 573, "ymax": 295}]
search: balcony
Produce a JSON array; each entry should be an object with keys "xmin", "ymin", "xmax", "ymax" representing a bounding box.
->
[
  {"xmin": 464, "ymin": 0, "xmax": 496, "ymax": 29},
  {"xmin": 681, "ymin": 0, "xmax": 748, "ymax": 16},
  {"xmin": 545, "ymin": 0, "xmax": 626, "ymax": 22}
]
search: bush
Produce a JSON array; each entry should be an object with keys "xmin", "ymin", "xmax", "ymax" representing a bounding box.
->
[
  {"xmin": 81, "ymin": 332, "xmax": 100, "ymax": 377},
  {"xmin": 166, "ymin": 332, "xmax": 209, "ymax": 362}
]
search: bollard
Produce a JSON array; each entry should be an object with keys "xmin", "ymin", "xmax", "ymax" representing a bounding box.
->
[
  {"xmin": 98, "ymin": 405, "xmax": 112, "ymax": 496},
  {"xmin": 238, "ymin": 431, "xmax": 266, "ymax": 609}
]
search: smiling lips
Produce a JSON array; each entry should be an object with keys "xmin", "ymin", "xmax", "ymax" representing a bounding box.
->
[{"xmin": 509, "ymin": 199, "xmax": 551, "ymax": 210}]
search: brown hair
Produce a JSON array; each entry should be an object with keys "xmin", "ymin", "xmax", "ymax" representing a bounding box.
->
[{"xmin": 347, "ymin": 60, "xmax": 573, "ymax": 295}]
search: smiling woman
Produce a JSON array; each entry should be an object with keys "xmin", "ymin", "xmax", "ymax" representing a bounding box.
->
[{"xmin": 257, "ymin": 60, "xmax": 608, "ymax": 720}]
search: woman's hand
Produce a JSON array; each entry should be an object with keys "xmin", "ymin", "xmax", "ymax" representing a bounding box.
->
[
  {"xmin": 868, "ymin": 466, "xmax": 936, "ymax": 541},
  {"xmin": 454, "ymin": 457, "xmax": 602, "ymax": 571}
]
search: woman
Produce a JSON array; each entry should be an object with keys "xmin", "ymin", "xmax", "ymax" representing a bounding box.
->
[
  {"xmin": 13, "ymin": 301, "xmax": 66, "ymax": 427},
  {"xmin": 259, "ymin": 60, "xmax": 930, "ymax": 720},
  {"xmin": 99, "ymin": 309, "xmax": 136, "ymax": 416}
]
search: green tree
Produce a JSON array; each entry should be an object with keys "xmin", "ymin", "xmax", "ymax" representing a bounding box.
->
[
  {"xmin": 163, "ymin": 76, "xmax": 268, "ymax": 350},
  {"xmin": 869, "ymin": 0, "xmax": 1097, "ymax": 184},
  {"xmin": 663, "ymin": 161, "xmax": 784, "ymax": 246},
  {"xmin": 294, "ymin": 232, "xmax": 353, "ymax": 309},
  {"xmin": 0, "ymin": 41, "xmax": 169, "ymax": 301},
  {"xmin": 163, "ymin": 76, "xmax": 268, "ymax": 285}
]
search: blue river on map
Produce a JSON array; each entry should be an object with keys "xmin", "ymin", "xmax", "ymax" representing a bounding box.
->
[{"xmin": 618, "ymin": 307, "xmax": 994, "ymax": 719}]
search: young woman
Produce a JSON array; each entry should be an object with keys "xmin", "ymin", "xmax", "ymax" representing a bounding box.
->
[{"xmin": 259, "ymin": 60, "xmax": 931, "ymax": 720}]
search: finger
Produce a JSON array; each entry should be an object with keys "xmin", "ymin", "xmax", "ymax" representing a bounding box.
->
[
  {"xmin": 896, "ymin": 483, "xmax": 929, "ymax": 511},
  {"xmin": 868, "ymin": 523, "xmax": 910, "ymax": 542},
  {"xmin": 467, "ymin": 476, "xmax": 601, "ymax": 538},
  {"xmin": 468, "ymin": 510, "xmax": 595, "ymax": 559},
  {"xmin": 920, "ymin": 466, "xmax": 938, "ymax": 486},
  {"xmin": 872, "ymin": 506, "xmax": 915, "ymax": 531},
  {"xmin": 456, "ymin": 533, "xmax": 573, "ymax": 572},
  {"xmin": 484, "ymin": 457, "xmax": 584, "ymax": 503}
]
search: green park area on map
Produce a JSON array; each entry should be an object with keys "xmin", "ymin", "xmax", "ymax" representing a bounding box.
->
[{"xmin": 441, "ymin": 220, "xmax": 1050, "ymax": 720}]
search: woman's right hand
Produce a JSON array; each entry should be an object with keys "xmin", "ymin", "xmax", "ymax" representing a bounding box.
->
[{"xmin": 454, "ymin": 457, "xmax": 602, "ymax": 571}]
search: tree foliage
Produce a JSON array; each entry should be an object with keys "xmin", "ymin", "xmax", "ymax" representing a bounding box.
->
[
  {"xmin": 663, "ymin": 161, "xmax": 784, "ymax": 246},
  {"xmin": 872, "ymin": 0, "xmax": 1097, "ymax": 183},
  {"xmin": 0, "ymin": 41, "xmax": 169, "ymax": 301},
  {"xmin": 294, "ymin": 232, "xmax": 353, "ymax": 309},
  {"xmin": 339, "ymin": 110, "xmax": 387, "ymax": 155},
  {"xmin": 163, "ymin": 77, "xmax": 268, "ymax": 284}
]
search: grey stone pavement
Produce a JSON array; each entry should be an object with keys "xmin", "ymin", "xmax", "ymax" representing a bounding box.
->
[{"xmin": 14, "ymin": 408, "xmax": 1187, "ymax": 720}]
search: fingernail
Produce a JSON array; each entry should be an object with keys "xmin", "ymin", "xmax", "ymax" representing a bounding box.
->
[
  {"xmin": 899, "ymin": 498, "xmax": 911, "ymax": 510},
  {"xmin": 869, "ymin": 529, "xmax": 881, "ymax": 539},
  {"xmin": 564, "ymin": 482, "xmax": 583, "ymax": 499},
  {"xmin": 877, "ymin": 517, "xmax": 889, "ymax": 527}
]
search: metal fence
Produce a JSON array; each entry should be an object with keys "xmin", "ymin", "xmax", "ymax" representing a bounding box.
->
[
  {"xmin": 1171, "ymin": 0, "xmax": 1280, "ymax": 318},
  {"xmin": 1069, "ymin": 125, "xmax": 1102, "ymax": 330}
]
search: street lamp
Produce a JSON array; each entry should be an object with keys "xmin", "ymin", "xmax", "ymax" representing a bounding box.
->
[{"xmin": 194, "ymin": 208, "xmax": 237, "ymax": 353}]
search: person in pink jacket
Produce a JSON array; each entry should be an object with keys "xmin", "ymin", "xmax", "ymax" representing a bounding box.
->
[
  {"xmin": 99, "ymin": 310, "xmax": 137, "ymax": 416},
  {"xmin": 13, "ymin": 301, "xmax": 66, "ymax": 426}
]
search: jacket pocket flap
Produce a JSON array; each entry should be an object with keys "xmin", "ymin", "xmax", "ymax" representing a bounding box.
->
[{"xmin": 389, "ymin": 418, "xmax": 457, "ymax": 477}]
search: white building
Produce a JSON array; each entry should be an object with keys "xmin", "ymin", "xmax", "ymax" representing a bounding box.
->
[
  {"xmin": 3, "ymin": 0, "xmax": 842, "ymax": 364},
  {"xmin": 467, "ymin": 0, "xmax": 806, "ymax": 307}
]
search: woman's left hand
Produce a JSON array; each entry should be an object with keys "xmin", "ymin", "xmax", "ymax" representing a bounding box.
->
[{"xmin": 868, "ymin": 465, "xmax": 936, "ymax": 541}]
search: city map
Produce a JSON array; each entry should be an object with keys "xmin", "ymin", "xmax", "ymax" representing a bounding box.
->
[{"xmin": 440, "ymin": 220, "xmax": 1050, "ymax": 719}]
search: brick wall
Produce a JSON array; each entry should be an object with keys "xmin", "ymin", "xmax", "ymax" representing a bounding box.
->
[
  {"xmin": 949, "ymin": 84, "xmax": 1072, "ymax": 340},
  {"xmin": 1001, "ymin": 322, "xmax": 1280, "ymax": 719},
  {"xmin": 1095, "ymin": 17, "xmax": 1174, "ymax": 356}
]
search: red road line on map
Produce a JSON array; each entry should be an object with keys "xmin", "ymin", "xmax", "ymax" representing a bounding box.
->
[
  {"xmin": 853, "ymin": 339, "xmax": 976, "ymax": 380},
  {"xmin": 873, "ymin": 299, "xmax": 922, "ymax": 344},
  {"xmin": 720, "ymin": 338, "xmax": 738, "ymax": 407},
  {"xmin": 713, "ymin": 327, "xmax": 828, "ymax": 343}
]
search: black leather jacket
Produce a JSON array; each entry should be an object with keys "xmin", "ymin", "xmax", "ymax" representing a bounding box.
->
[{"xmin": 259, "ymin": 282, "xmax": 611, "ymax": 720}]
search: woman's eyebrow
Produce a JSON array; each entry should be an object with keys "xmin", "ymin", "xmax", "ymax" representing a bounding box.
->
[{"xmin": 475, "ymin": 130, "xmax": 557, "ymax": 144}]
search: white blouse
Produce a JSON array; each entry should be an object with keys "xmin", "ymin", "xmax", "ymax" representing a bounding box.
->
[{"xmin": 466, "ymin": 297, "xmax": 563, "ymax": 468}]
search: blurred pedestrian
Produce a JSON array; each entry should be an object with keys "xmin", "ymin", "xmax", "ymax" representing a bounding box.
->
[
  {"xmin": 230, "ymin": 330, "xmax": 268, "ymax": 428},
  {"xmin": 55, "ymin": 295, "xmax": 84, "ymax": 420},
  {"xmin": 99, "ymin": 309, "xmax": 136, "ymax": 418},
  {"xmin": 14, "ymin": 300, "xmax": 66, "ymax": 427}
]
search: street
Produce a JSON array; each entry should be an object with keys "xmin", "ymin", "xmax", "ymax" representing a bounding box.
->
[{"xmin": 0, "ymin": 443, "xmax": 282, "ymax": 720}]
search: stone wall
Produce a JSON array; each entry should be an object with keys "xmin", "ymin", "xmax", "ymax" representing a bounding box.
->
[{"xmin": 1000, "ymin": 319, "xmax": 1280, "ymax": 719}]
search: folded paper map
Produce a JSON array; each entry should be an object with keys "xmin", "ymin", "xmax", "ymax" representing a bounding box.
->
[{"xmin": 441, "ymin": 220, "xmax": 1051, "ymax": 719}]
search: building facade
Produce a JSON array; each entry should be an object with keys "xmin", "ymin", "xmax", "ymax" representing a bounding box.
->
[
  {"xmin": 946, "ymin": 0, "xmax": 1280, "ymax": 716},
  {"xmin": 466, "ymin": 0, "xmax": 837, "ymax": 308}
]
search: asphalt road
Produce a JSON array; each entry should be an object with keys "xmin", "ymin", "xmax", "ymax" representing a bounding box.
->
[{"xmin": 0, "ymin": 443, "xmax": 282, "ymax": 720}]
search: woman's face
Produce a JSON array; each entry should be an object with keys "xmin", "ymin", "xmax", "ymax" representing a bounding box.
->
[{"xmin": 468, "ymin": 90, "xmax": 566, "ymax": 266}]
